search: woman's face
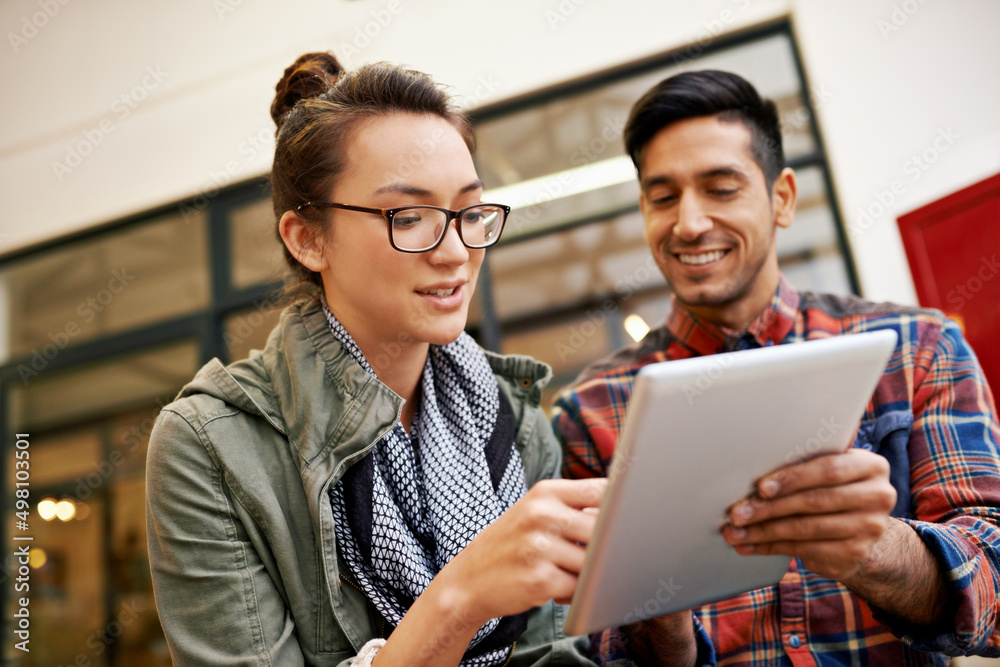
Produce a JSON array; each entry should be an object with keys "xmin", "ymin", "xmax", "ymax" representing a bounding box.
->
[{"xmin": 317, "ymin": 113, "xmax": 485, "ymax": 361}]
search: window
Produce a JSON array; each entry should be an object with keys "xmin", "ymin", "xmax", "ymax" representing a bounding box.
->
[
  {"xmin": 0, "ymin": 19, "xmax": 853, "ymax": 662},
  {"xmin": 473, "ymin": 23, "xmax": 856, "ymax": 401}
]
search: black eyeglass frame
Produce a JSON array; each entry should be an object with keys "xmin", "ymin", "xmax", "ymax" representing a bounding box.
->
[{"xmin": 296, "ymin": 201, "xmax": 511, "ymax": 253}]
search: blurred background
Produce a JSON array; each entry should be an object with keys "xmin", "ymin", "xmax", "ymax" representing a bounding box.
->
[{"xmin": 1, "ymin": 0, "xmax": 998, "ymax": 664}]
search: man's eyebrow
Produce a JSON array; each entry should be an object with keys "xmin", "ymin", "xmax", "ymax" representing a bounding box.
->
[
  {"xmin": 698, "ymin": 166, "xmax": 750, "ymax": 181},
  {"xmin": 640, "ymin": 166, "xmax": 749, "ymax": 190},
  {"xmin": 640, "ymin": 174, "xmax": 676, "ymax": 191},
  {"xmin": 373, "ymin": 180, "xmax": 484, "ymax": 197}
]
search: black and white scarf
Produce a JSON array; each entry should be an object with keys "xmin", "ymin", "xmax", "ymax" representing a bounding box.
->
[{"xmin": 322, "ymin": 304, "xmax": 529, "ymax": 666}]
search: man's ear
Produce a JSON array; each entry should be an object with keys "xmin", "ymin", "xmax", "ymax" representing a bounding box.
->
[
  {"xmin": 278, "ymin": 211, "xmax": 328, "ymax": 273},
  {"xmin": 771, "ymin": 167, "xmax": 797, "ymax": 230},
  {"xmin": 638, "ymin": 190, "xmax": 651, "ymax": 240}
]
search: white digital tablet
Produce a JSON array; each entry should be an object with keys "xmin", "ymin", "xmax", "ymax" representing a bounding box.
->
[{"xmin": 564, "ymin": 329, "xmax": 898, "ymax": 637}]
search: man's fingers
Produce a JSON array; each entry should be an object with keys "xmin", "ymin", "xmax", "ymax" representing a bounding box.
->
[
  {"xmin": 723, "ymin": 511, "xmax": 890, "ymax": 546},
  {"xmin": 728, "ymin": 478, "xmax": 895, "ymax": 526},
  {"xmin": 754, "ymin": 449, "xmax": 891, "ymax": 499}
]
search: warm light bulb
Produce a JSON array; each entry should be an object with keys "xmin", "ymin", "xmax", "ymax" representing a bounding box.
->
[
  {"xmin": 28, "ymin": 548, "xmax": 47, "ymax": 569},
  {"xmin": 54, "ymin": 500, "xmax": 76, "ymax": 522},
  {"xmin": 38, "ymin": 499, "xmax": 58, "ymax": 521},
  {"xmin": 624, "ymin": 314, "xmax": 650, "ymax": 342}
]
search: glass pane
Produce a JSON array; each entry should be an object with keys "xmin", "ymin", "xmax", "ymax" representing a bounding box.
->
[
  {"xmin": 476, "ymin": 32, "xmax": 815, "ymax": 195},
  {"xmin": 4, "ymin": 343, "xmax": 195, "ymax": 665},
  {"xmin": 776, "ymin": 165, "xmax": 852, "ymax": 295},
  {"xmin": 490, "ymin": 210, "xmax": 659, "ymax": 321},
  {"xmin": 7, "ymin": 494, "xmax": 107, "ymax": 666},
  {"xmin": 502, "ymin": 315, "xmax": 613, "ymax": 379},
  {"xmin": 229, "ymin": 196, "xmax": 289, "ymax": 289},
  {"xmin": 0, "ymin": 209, "xmax": 209, "ymax": 364},
  {"xmin": 501, "ymin": 180, "xmax": 640, "ymax": 242},
  {"xmin": 476, "ymin": 29, "xmax": 851, "ymax": 388},
  {"xmin": 8, "ymin": 427, "xmax": 102, "ymax": 489},
  {"xmin": 111, "ymin": 476, "xmax": 167, "ymax": 666},
  {"xmin": 9, "ymin": 341, "xmax": 200, "ymax": 432},
  {"xmin": 224, "ymin": 297, "xmax": 286, "ymax": 361}
]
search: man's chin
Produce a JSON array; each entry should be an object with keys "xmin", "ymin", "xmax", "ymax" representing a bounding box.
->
[{"xmin": 671, "ymin": 279, "xmax": 729, "ymax": 305}]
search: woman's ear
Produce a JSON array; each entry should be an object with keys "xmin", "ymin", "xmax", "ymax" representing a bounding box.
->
[{"xmin": 278, "ymin": 211, "xmax": 328, "ymax": 273}]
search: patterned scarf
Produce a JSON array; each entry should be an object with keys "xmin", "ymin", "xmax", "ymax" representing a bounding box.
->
[{"xmin": 322, "ymin": 304, "xmax": 529, "ymax": 666}]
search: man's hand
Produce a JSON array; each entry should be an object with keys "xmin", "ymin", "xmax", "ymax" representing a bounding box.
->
[
  {"xmin": 720, "ymin": 447, "xmax": 949, "ymax": 626},
  {"xmin": 721, "ymin": 448, "xmax": 896, "ymax": 582}
]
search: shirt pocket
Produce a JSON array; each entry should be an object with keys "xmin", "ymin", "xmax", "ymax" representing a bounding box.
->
[{"xmin": 853, "ymin": 410, "xmax": 915, "ymax": 518}]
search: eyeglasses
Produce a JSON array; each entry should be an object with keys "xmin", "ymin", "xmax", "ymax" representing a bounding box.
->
[{"xmin": 296, "ymin": 201, "xmax": 510, "ymax": 253}]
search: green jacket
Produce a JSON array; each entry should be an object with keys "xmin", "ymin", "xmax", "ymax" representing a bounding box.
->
[{"xmin": 146, "ymin": 297, "xmax": 596, "ymax": 666}]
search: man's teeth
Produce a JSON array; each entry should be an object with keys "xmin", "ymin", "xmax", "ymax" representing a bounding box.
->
[
  {"xmin": 677, "ymin": 250, "xmax": 726, "ymax": 265},
  {"xmin": 423, "ymin": 288, "xmax": 456, "ymax": 297}
]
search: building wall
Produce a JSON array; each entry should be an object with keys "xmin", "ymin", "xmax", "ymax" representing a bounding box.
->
[
  {"xmin": 791, "ymin": 0, "xmax": 1000, "ymax": 303},
  {"xmin": 2, "ymin": 0, "xmax": 999, "ymax": 307}
]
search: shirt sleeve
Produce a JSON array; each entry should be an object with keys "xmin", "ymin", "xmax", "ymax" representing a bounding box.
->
[
  {"xmin": 552, "ymin": 389, "xmax": 607, "ymax": 480},
  {"xmin": 872, "ymin": 319, "xmax": 1000, "ymax": 655},
  {"xmin": 551, "ymin": 374, "xmax": 638, "ymax": 480}
]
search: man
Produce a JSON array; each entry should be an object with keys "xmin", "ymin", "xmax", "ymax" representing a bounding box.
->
[{"xmin": 552, "ymin": 70, "xmax": 1000, "ymax": 665}]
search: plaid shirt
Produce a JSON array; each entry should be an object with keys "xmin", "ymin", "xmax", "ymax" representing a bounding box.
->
[{"xmin": 552, "ymin": 275, "xmax": 1000, "ymax": 666}]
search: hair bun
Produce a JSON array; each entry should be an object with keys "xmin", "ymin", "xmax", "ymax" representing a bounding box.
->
[{"xmin": 271, "ymin": 52, "xmax": 344, "ymax": 128}]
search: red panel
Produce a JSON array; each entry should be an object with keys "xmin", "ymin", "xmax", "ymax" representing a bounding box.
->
[{"xmin": 897, "ymin": 172, "xmax": 1000, "ymax": 394}]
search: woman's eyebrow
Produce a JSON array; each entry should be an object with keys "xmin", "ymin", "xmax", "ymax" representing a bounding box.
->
[{"xmin": 373, "ymin": 180, "xmax": 484, "ymax": 197}]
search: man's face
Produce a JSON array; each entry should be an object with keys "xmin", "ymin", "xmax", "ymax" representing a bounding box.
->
[{"xmin": 638, "ymin": 115, "xmax": 796, "ymax": 329}]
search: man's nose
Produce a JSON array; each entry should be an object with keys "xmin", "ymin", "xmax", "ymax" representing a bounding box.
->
[{"xmin": 674, "ymin": 193, "xmax": 713, "ymax": 240}]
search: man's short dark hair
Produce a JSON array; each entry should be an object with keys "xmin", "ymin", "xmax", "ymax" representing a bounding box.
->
[{"xmin": 624, "ymin": 70, "xmax": 785, "ymax": 188}]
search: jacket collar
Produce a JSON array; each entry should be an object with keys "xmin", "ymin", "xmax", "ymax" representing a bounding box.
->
[
  {"xmin": 181, "ymin": 296, "xmax": 553, "ymax": 469},
  {"xmin": 665, "ymin": 273, "xmax": 801, "ymax": 355}
]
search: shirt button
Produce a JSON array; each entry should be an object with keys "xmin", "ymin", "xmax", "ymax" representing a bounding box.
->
[{"xmin": 788, "ymin": 634, "xmax": 802, "ymax": 648}]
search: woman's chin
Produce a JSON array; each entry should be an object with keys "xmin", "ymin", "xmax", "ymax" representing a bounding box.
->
[{"xmin": 424, "ymin": 329, "xmax": 465, "ymax": 347}]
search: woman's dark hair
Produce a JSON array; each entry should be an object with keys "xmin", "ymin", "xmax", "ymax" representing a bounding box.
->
[
  {"xmin": 269, "ymin": 51, "xmax": 475, "ymax": 288},
  {"xmin": 624, "ymin": 69, "xmax": 785, "ymax": 188}
]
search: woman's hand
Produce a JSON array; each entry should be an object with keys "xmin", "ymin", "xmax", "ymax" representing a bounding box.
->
[
  {"xmin": 433, "ymin": 478, "xmax": 607, "ymax": 625},
  {"xmin": 374, "ymin": 478, "xmax": 606, "ymax": 666}
]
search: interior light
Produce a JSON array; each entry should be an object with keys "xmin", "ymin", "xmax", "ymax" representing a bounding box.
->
[
  {"xmin": 54, "ymin": 500, "xmax": 76, "ymax": 522},
  {"xmin": 482, "ymin": 155, "xmax": 636, "ymax": 211},
  {"xmin": 28, "ymin": 548, "xmax": 47, "ymax": 569},
  {"xmin": 37, "ymin": 498, "xmax": 57, "ymax": 521},
  {"xmin": 624, "ymin": 314, "xmax": 651, "ymax": 342}
]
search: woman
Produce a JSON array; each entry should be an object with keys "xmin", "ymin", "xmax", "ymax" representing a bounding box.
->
[{"xmin": 145, "ymin": 52, "xmax": 604, "ymax": 666}]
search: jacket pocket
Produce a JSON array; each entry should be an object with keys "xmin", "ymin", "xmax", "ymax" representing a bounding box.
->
[{"xmin": 853, "ymin": 410, "xmax": 915, "ymax": 518}]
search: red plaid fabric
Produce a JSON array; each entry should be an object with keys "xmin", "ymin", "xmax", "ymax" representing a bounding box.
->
[{"xmin": 553, "ymin": 276, "xmax": 1000, "ymax": 665}]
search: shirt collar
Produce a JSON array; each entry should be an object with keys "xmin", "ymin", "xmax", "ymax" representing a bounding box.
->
[{"xmin": 665, "ymin": 274, "xmax": 800, "ymax": 355}]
